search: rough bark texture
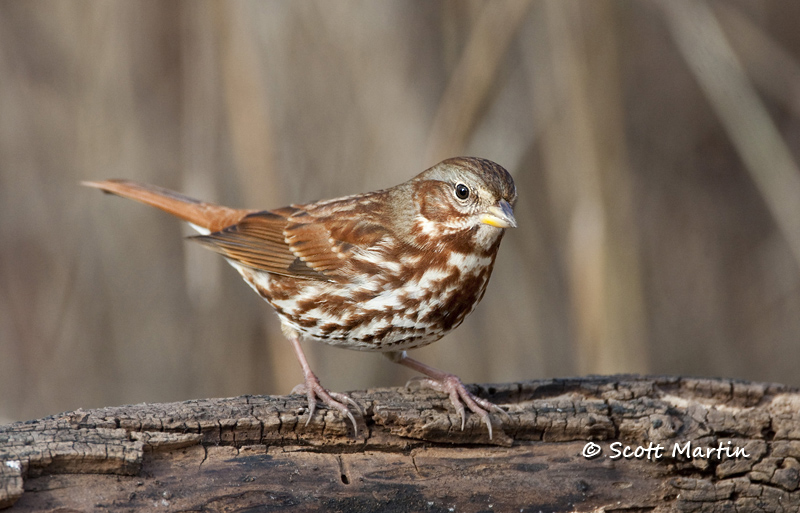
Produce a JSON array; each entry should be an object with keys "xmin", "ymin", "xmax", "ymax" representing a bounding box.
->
[{"xmin": 2, "ymin": 375, "xmax": 799, "ymax": 512}]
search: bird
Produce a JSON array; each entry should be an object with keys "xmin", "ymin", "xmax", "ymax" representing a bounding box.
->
[{"xmin": 84, "ymin": 156, "xmax": 517, "ymax": 439}]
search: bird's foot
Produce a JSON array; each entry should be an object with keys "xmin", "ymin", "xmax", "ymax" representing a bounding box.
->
[
  {"xmin": 292, "ymin": 375, "xmax": 362, "ymax": 436},
  {"xmin": 408, "ymin": 374, "xmax": 508, "ymax": 440}
]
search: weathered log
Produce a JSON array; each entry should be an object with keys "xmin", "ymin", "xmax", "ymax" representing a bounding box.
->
[{"xmin": 2, "ymin": 375, "xmax": 799, "ymax": 512}]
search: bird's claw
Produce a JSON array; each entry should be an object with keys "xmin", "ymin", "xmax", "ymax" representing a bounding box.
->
[
  {"xmin": 292, "ymin": 380, "xmax": 360, "ymax": 436},
  {"xmin": 408, "ymin": 375, "xmax": 506, "ymax": 440}
]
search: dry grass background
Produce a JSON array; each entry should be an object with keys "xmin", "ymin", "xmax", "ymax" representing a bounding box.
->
[{"xmin": 2, "ymin": 0, "xmax": 800, "ymax": 423}]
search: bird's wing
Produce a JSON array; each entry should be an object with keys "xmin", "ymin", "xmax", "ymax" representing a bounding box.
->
[{"xmin": 190, "ymin": 195, "xmax": 391, "ymax": 282}]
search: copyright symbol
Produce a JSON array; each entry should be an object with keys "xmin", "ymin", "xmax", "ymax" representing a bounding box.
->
[{"xmin": 582, "ymin": 442, "xmax": 602, "ymax": 459}]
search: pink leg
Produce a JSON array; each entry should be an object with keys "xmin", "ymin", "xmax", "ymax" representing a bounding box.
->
[
  {"xmin": 386, "ymin": 351, "xmax": 507, "ymax": 439},
  {"xmin": 288, "ymin": 332, "xmax": 360, "ymax": 435}
]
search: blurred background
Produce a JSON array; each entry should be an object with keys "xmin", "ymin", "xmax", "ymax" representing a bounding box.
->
[{"xmin": 2, "ymin": 0, "xmax": 800, "ymax": 424}]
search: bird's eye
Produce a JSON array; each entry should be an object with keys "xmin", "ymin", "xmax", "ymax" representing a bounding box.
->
[{"xmin": 454, "ymin": 183, "xmax": 470, "ymax": 200}]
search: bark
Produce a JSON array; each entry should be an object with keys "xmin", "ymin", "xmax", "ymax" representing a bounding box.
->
[{"xmin": 2, "ymin": 375, "xmax": 799, "ymax": 512}]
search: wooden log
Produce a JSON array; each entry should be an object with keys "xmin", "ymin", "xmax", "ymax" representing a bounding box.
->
[{"xmin": 2, "ymin": 375, "xmax": 799, "ymax": 511}]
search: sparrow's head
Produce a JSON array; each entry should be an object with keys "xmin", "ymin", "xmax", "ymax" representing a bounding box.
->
[{"xmin": 406, "ymin": 157, "xmax": 516, "ymax": 250}]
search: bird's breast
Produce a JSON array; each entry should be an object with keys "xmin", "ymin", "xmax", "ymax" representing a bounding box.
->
[{"xmin": 232, "ymin": 248, "xmax": 497, "ymax": 352}]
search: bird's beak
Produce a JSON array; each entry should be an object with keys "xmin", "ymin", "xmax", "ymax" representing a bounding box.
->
[{"xmin": 480, "ymin": 199, "xmax": 517, "ymax": 229}]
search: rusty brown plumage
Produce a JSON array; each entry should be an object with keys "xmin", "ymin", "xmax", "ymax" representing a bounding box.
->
[{"xmin": 85, "ymin": 157, "xmax": 517, "ymax": 439}]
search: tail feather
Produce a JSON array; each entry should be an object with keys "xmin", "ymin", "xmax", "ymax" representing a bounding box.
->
[{"xmin": 82, "ymin": 179, "xmax": 253, "ymax": 233}]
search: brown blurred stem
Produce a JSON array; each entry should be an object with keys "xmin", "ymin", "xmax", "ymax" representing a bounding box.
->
[{"xmin": 661, "ymin": 0, "xmax": 800, "ymax": 274}]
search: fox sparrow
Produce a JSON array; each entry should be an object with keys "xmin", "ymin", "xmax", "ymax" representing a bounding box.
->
[{"xmin": 84, "ymin": 157, "xmax": 517, "ymax": 438}]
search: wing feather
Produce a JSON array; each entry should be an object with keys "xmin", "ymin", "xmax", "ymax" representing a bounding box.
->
[{"xmin": 190, "ymin": 193, "xmax": 392, "ymax": 281}]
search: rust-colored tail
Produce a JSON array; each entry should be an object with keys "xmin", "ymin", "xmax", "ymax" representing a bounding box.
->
[{"xmin": 82, "ymin": 179, "xmax": 253, "ymax": 233}]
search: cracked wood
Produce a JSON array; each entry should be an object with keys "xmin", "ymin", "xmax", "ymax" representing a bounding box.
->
[{"xmin": 1, "ymin": 376, "xmax": 799, "ymax": 512}]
